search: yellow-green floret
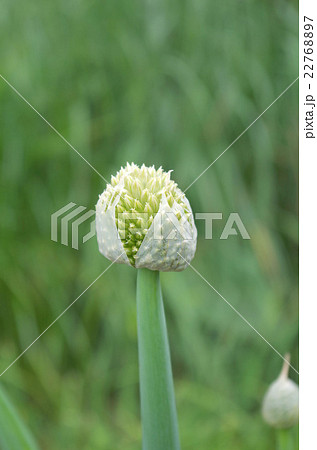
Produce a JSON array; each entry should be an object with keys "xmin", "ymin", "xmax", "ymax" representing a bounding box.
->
[{"xmin": 100, "ymin": 163, "xmax": 191, "ymax": 265}]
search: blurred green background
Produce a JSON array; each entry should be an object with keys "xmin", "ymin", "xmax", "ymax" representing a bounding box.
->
[{"xmin": 0, "ymin": 0, "xmax": 298, "ymax": 448}]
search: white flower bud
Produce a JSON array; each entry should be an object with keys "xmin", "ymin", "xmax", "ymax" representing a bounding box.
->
[
  {"xmin": 262, "ymin": 354, "xmax": 299, "ymax": 429},
  {"xmin": 96, "ymin": 162, "xmax": 197, "ymax": 271}
]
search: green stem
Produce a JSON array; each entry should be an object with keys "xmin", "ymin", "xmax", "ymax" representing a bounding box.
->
[
  {"xmin": 276, "ymin": 428, "xmax": 296, "ymax": 450},
  {"xmin": 136, "ymin": 268, "xmax": 180, "ymax": 450}
]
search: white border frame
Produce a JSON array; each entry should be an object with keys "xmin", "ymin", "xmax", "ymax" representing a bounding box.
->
[{"xmin": 299, "ymin": 0, "xmax": 317, "ymax": 448}]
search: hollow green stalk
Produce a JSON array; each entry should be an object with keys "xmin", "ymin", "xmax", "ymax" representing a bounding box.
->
[
  {"xmin": 276, "ymin": 428, "xmax": 297, "ymax": 450},
  {"xmin": 136, "ymin": 268, "xmax": 180, "ymax": 450}
]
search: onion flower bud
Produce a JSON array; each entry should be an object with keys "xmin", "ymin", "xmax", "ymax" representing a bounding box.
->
[
  {"xmin": 262, "ymin": 354, "xmax": 299, "ymax": 429},
  {"xmin": 96, "ymin": 162, "xmax": 197, "ymax": 271}
]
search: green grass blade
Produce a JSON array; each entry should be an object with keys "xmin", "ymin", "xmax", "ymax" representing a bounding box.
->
[
  {"xmin": 136, "ymin": 268, "xmax": 180, "ymax": 450},
  {"xmin": 0, "ymin": 385, "xmax": 38, "ymax": 450}
]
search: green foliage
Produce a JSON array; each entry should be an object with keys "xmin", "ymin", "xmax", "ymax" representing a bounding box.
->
[
  {"xmin": 0, "ymin": 0, "xmax": 298, "ymax": 448},
  {"xmin": 0, "ymin": 385, "xmax": 38, "ymax": 450}
]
